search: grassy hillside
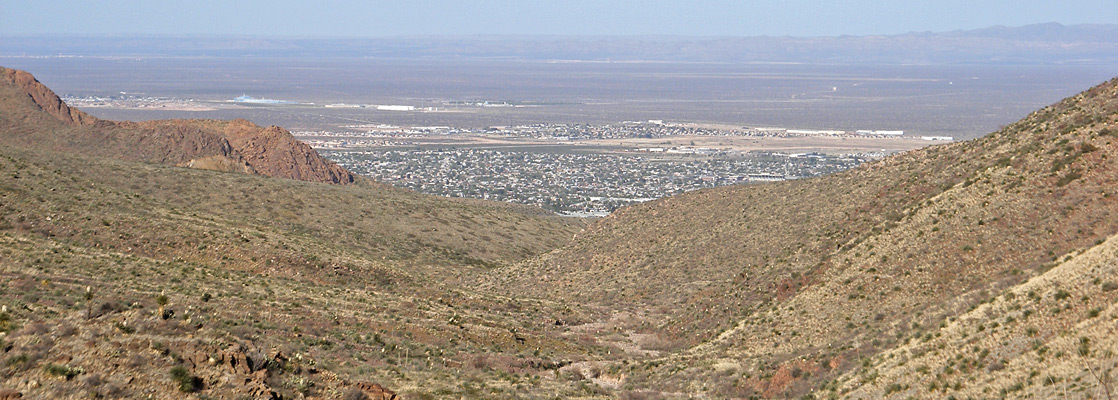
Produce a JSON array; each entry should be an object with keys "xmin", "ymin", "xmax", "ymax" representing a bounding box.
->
[
  {"xmin": 3, "ymin": 65, "xmax": 1117, "ymax": 399},
  {"xmin": 0, "ymin": 144, "xmax": 601, "ymax": 399},
  {"xmin": 0, "ymin": 144, "xmax": 581, "ymax": 276},
  {"xmin": 0, "ymin": 80, "xmax": 605, "ymax": 398},
  {"xmin": 840, "ymin": 232, "xmax": 1118, "ymax": 399},
  {"xmin": 480, "ymin": 77, "xmax": 1118, "ymax": 397}
]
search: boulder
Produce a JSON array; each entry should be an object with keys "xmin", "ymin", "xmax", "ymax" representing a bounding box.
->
[{"xmin": 353, "ymin": 382, "xmax": 396, "ymax": 400}]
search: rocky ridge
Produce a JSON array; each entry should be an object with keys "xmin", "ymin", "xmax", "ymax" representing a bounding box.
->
[
  {"xmin": 0, "ymin": 68, "xmax": 95, "ymax": 127},
  {"xmin": 0, "ymin": 67, "xmax": 353, "ymax": 184}
]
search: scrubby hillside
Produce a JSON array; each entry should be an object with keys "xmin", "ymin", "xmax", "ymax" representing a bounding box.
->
[
  {"xmin": 840, "ymin": 232, "xmax": 1118, "ymax": 399},
  {"xmin": 0, "ymin": 67, "xmax": 353, "ymax": 184},
  {"xmin": 0, "ymin": 70, "xmax": 603, "ymax": 399},
  {"xmin": 481, "ymin": 77, "xmax": 1118, "ymax": 397},
  {"xmin": 3, "ymin": 65, "xmax": 1117, "ymax": 399},
  {"xmin": 0, "ymin": 143, "xmax": 594, "ymax": 399}
]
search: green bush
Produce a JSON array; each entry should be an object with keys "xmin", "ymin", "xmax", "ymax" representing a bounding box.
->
[
  {"xmin": 4, "ymin": 353, "xmax": 29, "ymax": 369},
  {"xmin": 0, "ymin": 311, "xmax": 14, "ymax": 333},
  {"xmin": 884, "ymin": 383, "xmax": 905, "ymax": 394},
  {"xmin": 170, "ymin": 366, "xmax": 201, "ymax": 392},
  {"xmin": 44, "ymin": 364, "xmax": 82, "ymax": 380},
  {"xmin": 1054, "ymin": 289, "xmax": 1071, "ymax": 301},
  {"xmin": 1077, "ymin": 337, "xmax": 1091, "ymax": 357}
]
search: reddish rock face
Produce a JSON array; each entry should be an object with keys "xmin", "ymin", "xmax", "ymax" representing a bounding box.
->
[
  {"xmin": 0, "ymin": 67, "xmax": 356, "ymax": 185},
  {"xmin": 1, "ymin": 67, "xmax": 96, "ymax": 126},
  {"xmin": 221, "ymin": 119, "xmax": 356, "ymax": 184},
  {"xmin": 354, "ymin": 382, "xmax": 397, "ymax": 400}
]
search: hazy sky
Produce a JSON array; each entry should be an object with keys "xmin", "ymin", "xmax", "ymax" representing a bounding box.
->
[{"xmin": 2, "ymin": 0, "xmax": 1116, "ymax": 37}]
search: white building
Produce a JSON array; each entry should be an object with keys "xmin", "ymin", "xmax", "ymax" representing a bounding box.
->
[
  {"xmin": 377, "ymin": 105, "xmax": 415, "ymax": 111},
  {"xmin": 856, "ymin": 130, "xmax": 904, "ymax": 136},
  {"xmin": 788, "ymin": 129, "xmax": 845, "ymax": 135}
]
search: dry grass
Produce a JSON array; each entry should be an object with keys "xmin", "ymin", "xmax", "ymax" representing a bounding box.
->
[
  {"xmin": 480, "ymin": 77, "xmax": 1118, "ymax": 397},
  {"xmin": 0, "ymin": 143, "xmax": 597, "ymax": 398},
  {"xmin": 3, "ymin": 66, "xmax": 1118, "ymax": 398},
  {"xmin": 839, "ymin": 232, "xmax": 1118, "ymax": 399}
]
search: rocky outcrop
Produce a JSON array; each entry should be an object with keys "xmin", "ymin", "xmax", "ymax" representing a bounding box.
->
[
  {"xmin": 0, "ymin": 67, "xmax": 356, "ymax": 185},
  {"xmin": 353, "ymin": 382, "xmax": 397, "ymax": 400},
  {"xmin": 181, "ymin": 342, "xmax": 279, "ymax": 399},
  {"xmin": 222, "ymin": 119, "xmax": 355, "ymax": 184},
  {"xmin": 177, "ymin": 342, "xmax": 396, "ymax": 399},
  {"xmin": 120, "ymin": 120, "xmax": 243, "ymax": 166},
  {"xmin": 0, "ymin": 389, "xmax": 22, "ymax": 400},
  {"xmin": 0, "ymin": 67, "xmax": 95, "ymax": 126}
]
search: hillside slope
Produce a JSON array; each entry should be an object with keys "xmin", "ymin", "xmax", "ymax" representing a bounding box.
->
[
  {"xmin": 0, "ymin": 68, "xmax": 601, "ymax": 399},
  {"xmin": 0, "ymin": 133, "xmax": 592, "ymax": 399},
  {"xmin": 0, "ymin": 66, "xmax": 354, "ymax": 184},
  {"xmin": 840, "ymin": 232, "xmax": 1118, "ymax": 399},
  {"xmin": 4, "ymin": 66, "xmax": 1117, "ymax": 399},
  {"xmin": 481, "ymin": 77, "xmax": 1118, "ymax": 397}
]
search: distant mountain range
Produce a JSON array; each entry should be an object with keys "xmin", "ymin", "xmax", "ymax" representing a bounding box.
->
[{"xmin": 3, "ymin": 23, "xmax": 1116, "ymax": 64}]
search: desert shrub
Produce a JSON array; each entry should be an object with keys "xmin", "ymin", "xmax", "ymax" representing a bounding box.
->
[
  {"xmin": 0, "ymin": 312, "xmax": 15, "ymax": 333},
  {"xmin": 283, "ymin": 376, "xmax": 313, "ymax": 396},
  {"xmin": 94, "ymin": 301, "xmax": 127, "ymax": 318},
  {"xmin": 1102, "ymin": 281, "xmax": 1118, "ymax": 292},
  {"xmin": 1050, "ymin": 153, "xmax": 1078, "ymax": 172},
  {"xmin": 156, "ymin": 293, "xmax": 169, "ymax": 319},
  {"xmin": 560, "ymin": 369, "xmax": 585, "ymax": 381},
  {"xmin": 44, "ymin": 363, "xmax": 82, "ymax": 380},
  {"xmin": 113, "ymin": 321, "xmax": 135, "ymax": 334},
  {"xmin": 169, "ymin": 366, "xmax": 201, "ymax": 392},
  {"xmin": 4, "ymin": 353, "xmax": 29, "ymax": 370},
  {"xmin": 638, "ymin": 334, "xmax": 686, "ymax": 352},
  {"xmin": 884, "ymin": 383, "xmax": 905, "ymax": 394},
  {"xmin": 1077, "ymin": 337, "xmax": 1091, "ymax": 357},
  {"xmin": 1054, "ymin": 289, "xmax": 1071, "ymax": 301}
]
